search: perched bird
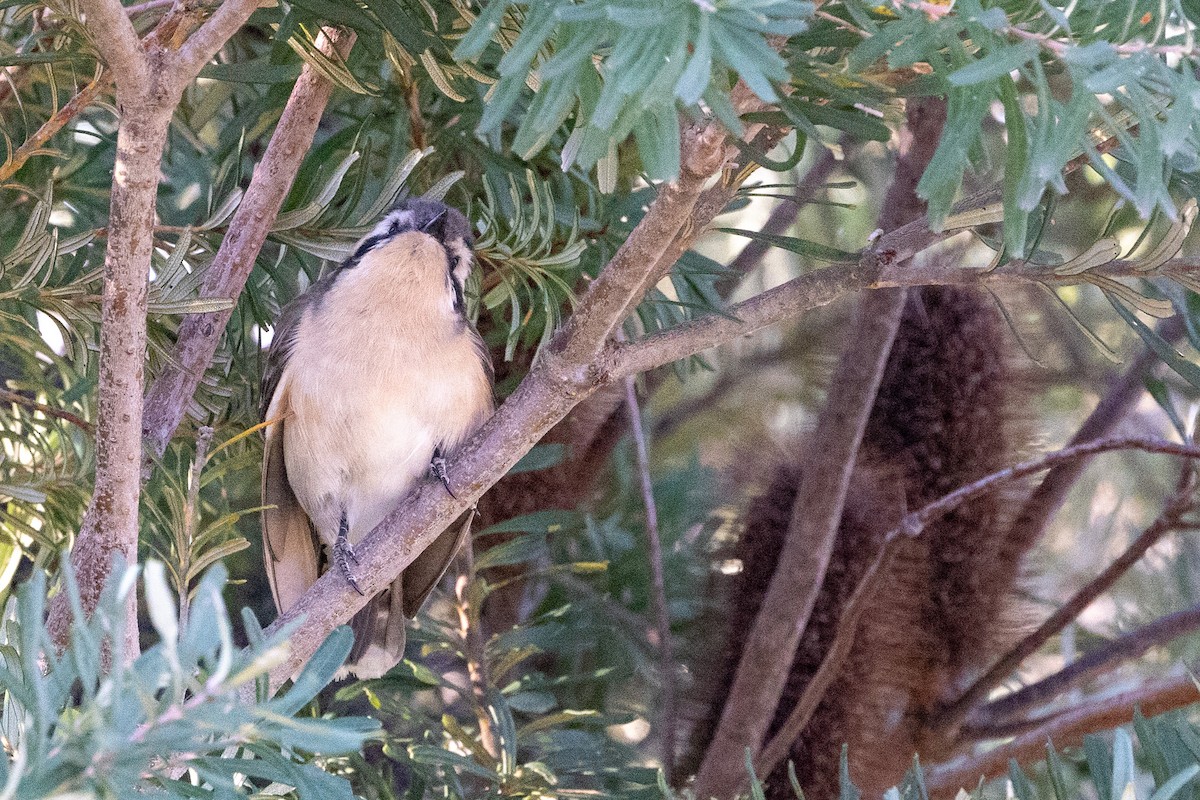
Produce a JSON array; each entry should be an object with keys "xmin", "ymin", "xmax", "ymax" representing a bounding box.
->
[{"xmin": 261, "ymin": 198, "xmax": 494, "ymax": 678}]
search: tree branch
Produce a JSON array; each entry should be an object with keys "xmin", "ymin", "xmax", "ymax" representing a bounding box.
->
[
  {"xmin": 925, "ymin": 674, "xmax": 1200, "ymax": 794},
  {"xmin": 936, "ymin": 466, "xmax": 1197, "ymax": 729},
  {"xmin": 141, "ymin": 27, "xmax": 356, "ymax": 465},
  {"xmin": 0, "ymin": 388, "xmax": 94, "ymax": 434},
  {"xmin": 550, "ymin": 120, "xmax": 730, "ymax": 366},
  {"xmin": 165, "ymin": 0, "xmax": 264, "ymax": 88},
  {"xmin": 760, "ymin": 443, "xmax": 1199, "ymax": 784},
  {"xmin": 969, "ymin": 599, "xmax": 1200, "ymax": 731},
  {"xmin": 692, "ymin": 98, "xmax": 943, "ymax": 799},
  {"xmin": 0, "ymin": 70, "xmax": 110, "ymax": 184},
  {"xmin": 996, "ymin": 314, "xmax": 1188, "ymax": 589},
  {"xmin": 48, "ymin": 100, "xmax": 174, "ymax": 657},
  {"xmin": 77, "ymin": 0, "xmax": 147, "ymax": 93},
  {"xmin": 607, "ymin": 257, "xmax": 1200, "ymax": 381}
]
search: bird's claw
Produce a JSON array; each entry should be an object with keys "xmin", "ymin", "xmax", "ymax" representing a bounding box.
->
[
  {"xmin": 430, "ymin": 453, "xmax": 458, "ymax": 499},
  {"xmin": 334, "ymin": 536, "xmax": 364, "ymax": 596}
]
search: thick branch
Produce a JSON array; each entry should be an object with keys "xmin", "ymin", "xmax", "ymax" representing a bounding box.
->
[
  {"xmin": 77, "ymin": 0, "xmax": 147, "ymax": 92},
  {"xmin": 692, "ymin": 97, "xmax": 942, "ymax": 799},
  {"xmin": 970, "ymin": 600, "xmax": 1200, "ymax": 730},
  {"xmin": 925, "ymin": 674, "xmax": 1200, "ymax": 794},
  {"xmin": 938, "ymin": 467, "xmax": 1197, "ymax": 728},
  {"xmin": 141, "ymin": 28, "xmax": 356, "ymax": 464},
  {"xmin": 48, "ymin": 104, "xmax": 174, "ymax": 657}
]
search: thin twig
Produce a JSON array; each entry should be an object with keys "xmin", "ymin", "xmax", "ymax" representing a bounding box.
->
[
  {"xmin": 624, "ymin": 376, "xmax": 677, "ymax": 777},
  {"xmin": 454, "ymin": 544, "xmax": 498, "ymax": 758},
  {"xmin": 998, "ymin": 315, "xmax": 1188, "ymax": 587},
  {"xmin": 925, "ymin": 674, "xmax": 1200, "ymax": 794},
  {"xmin": 0, "ymin": 388, "xmax": 93, "ymax": 433},
  {"xmin": 968, "ymin": 598, "xmax": 1200, "ymax": 731},
  {"xmin": 0, "ymin": 70, "xmax": 110, "ymax": 183},
  {"xmin": 936, "ymin": 466, "xmax": 1198, "ymax": 729}
]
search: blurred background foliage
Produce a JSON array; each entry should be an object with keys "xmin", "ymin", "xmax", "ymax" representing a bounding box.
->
[{"xmin": 4, "ymin": 0, "xmax": 1200, "ymax": 795}]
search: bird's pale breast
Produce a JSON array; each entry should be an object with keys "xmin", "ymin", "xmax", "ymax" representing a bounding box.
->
[{"xmin": 279, "ymin": 256, "xmax": 491, "ymax": 549}]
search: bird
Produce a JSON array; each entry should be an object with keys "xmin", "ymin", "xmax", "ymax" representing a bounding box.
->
[{"xmin": 260, "ymin": 197, "xmax": 494, "ymax": 679}]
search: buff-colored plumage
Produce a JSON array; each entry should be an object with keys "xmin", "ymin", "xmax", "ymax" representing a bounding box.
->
[{"xmin": 261, "ymin": 200, "xmax": 493, "ymax": 678}]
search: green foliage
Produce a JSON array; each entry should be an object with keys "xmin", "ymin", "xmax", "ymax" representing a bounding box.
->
[
  {"xmin": 453, "ymin": 0, "xmax": 813, "ymax": 180},
  {"xmin": 0, "ymin": 560, "xmax": 378, "ymax": 797}
]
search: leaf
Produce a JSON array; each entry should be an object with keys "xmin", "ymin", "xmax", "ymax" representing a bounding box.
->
[
  {"xmin": 1111, "ymin": 297, "xmax": 1200, "ymax": 391},
  {"xmin": 270, "ymin": 626, "xmax": 353, "ymax": 715},
  {"xmin": 474, "ymin": 533, "xmax": 548, "ymax": 570},
  {"xmin": 948, "ymin": 42, "xmax": 1038, "ymax": 86},
  {"xmin": 718, "ymin": 228, "xmax": 857, "ymax": 262},
  {"xmin": 1151, "ymin": 765, "xmax": 1200, "ymax": 800}
]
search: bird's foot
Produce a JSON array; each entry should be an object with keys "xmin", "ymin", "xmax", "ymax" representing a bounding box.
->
[
  {"xmin": 430, "ymin": 449, "xmax": 457, "ymax": 499},
  {"xmin": 335, "ymin": 535, "xmax": 364, "ymax": 595}
]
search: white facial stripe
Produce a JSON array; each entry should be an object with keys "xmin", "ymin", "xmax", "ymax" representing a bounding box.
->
[
  {"xmin": 367, "ymin": 209, "xmax": 414, "ymax": 241},
  {"xmin": 447, "ymin": 239, "xmax": 474, "ymax": 285}
]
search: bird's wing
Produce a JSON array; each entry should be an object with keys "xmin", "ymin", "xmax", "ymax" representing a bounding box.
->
[
  {"xmin": 400, "ymin": 508, "xmax": 474, "ymax": 617},
  {"xmin": 261, "ymin": 290, "xmax": 323, "ymax": 614},
  {"xmin": 261, "ymin": 386, "xmax": 321, "ymax": 613}
]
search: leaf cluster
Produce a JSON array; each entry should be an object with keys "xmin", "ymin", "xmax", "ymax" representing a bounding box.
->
[{"xmin": 0, "ymin": 560, "xmax": 379, "ymax": 798}]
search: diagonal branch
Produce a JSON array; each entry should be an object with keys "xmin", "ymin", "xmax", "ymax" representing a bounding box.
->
[
  {"xmin": 925, "ymin": 674, "xmax": 1200, "ymax": 794},
  {"xmin": 968, "ymin": 599, "xmax": 1200, "ymax": 731},
  {"xmin": 0, "ymin": 70, "xmax": 109, "ymax": 184},
  {"xmin": 550, "ymin": 121, "xmax": 730, "ymax": 366},
  {"xmin": 691, "ymin": 97, "xmax": 943, "ymax": 800},
  {"xmin": 995, "ymin": 314, "xmax": 1188, "ymax": 588},
  {"xmin": 141, "ymin": 27, "xmax": 357, "ymax": 465},
  {"xmin": 756, "ymin": 454, "xmax": 1197, "ymax": 782},
  {"xmin": 691, "ymin": 288, "xmax": 906, "ymax": 800}
]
